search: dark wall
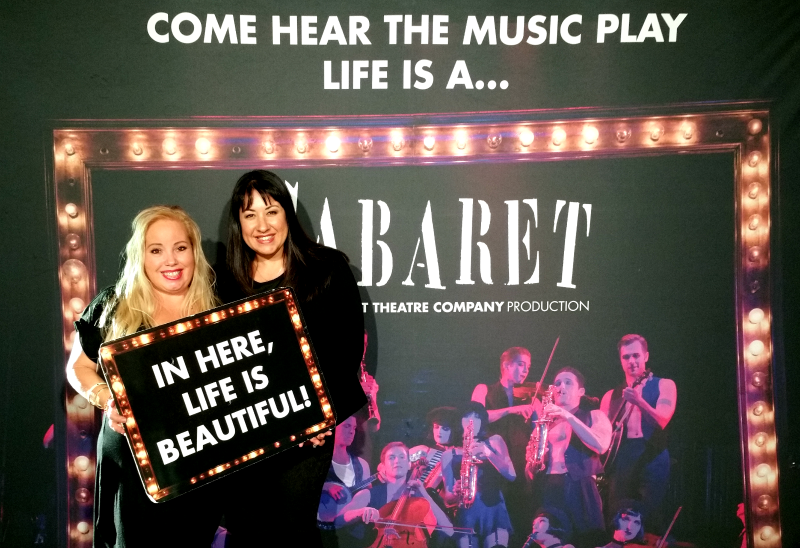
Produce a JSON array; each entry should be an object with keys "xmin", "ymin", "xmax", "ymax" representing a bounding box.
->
[{"xmin": 1, "ymin": 1, "xmax": 799, "ymax": 546}]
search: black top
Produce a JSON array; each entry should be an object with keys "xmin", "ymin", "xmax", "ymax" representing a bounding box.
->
[
  {"xmin": 74, "ymin": 287, "xmax": 222, "ymax": 548},
  {"xmin": 216, "ymin": 248, "xmax": 367, "ymax": 422}
]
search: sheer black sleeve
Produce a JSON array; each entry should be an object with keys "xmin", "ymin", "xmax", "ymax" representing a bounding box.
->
[
  {"xmin": 299, "ymin": 252, "xmax": 367, "ymax": 422},
  {"xmin": 73, "ymin": 286, "xmax": 116, "ymax": 363}
]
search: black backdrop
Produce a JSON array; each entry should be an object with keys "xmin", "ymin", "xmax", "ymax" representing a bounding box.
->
[{"xmin": 1, "ymin": 1, "xmax": 799, "ymax": 546}]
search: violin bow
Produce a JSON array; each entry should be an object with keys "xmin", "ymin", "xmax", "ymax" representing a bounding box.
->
[
  {"xmin": 529, "ymin": 336, "xmax": 560, "ymax": 413},
  {"xmin": 655, "ymin": 506, "xmax": 682, "ymax": 548},
  {"xmin": 371, "ymin": 520, "xmax": 474, "ymax": 535}
]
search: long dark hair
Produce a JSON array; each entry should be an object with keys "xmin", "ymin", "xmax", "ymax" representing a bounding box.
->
[{"xmin": 226, "ymin": 170, "xmax": 342, "ymax": 300}]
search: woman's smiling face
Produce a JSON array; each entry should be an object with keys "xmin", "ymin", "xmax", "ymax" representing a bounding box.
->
[{"xmin": 143, "ymin": 218, "xmax": 195, "ymax": 297}]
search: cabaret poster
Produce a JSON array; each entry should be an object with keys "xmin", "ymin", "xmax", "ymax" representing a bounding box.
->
[{"xmin": 1, "ymin": 2, "xmax": 799, "ymax": 548}]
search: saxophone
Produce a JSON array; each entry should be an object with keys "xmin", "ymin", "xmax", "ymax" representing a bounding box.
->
[
  {"xmin": 458, "ymin": 419, "xmax": 482, "ymax": 508},
  {"xmin": 525, "ymin": 385, "xmax": 555, "ymax": 474}
]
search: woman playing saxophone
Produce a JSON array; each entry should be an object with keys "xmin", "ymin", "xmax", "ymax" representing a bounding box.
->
[{"xmin": 442, "ymin": 402, "xmax": 515, "ymax": 548}]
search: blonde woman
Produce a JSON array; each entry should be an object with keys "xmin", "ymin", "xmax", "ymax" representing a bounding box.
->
[{"xmin": 66, "ymin": 205, "xmax": 221, "ymax": 547}]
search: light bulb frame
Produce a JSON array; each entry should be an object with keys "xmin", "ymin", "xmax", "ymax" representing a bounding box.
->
[{"xmin": 49, "ymin": 103, "xmax": 779, "ymax": 547}]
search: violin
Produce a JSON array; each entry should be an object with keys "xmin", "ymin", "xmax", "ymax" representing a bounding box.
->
[
  {"xmin": 512, "ymin": 381, "xmax": 541, "ymax": 402},
  {"xmin": 368, "ymin": 459, "xmax": 431, "ymax": 548}
]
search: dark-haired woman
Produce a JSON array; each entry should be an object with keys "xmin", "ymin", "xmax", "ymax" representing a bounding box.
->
[
  {"xmin": 217, "ymin": 170, "xmax": 366, "ymax": 546},
  {"xmin": 442, "ymin": 403, "xmax": 515, "ymax": 548}
]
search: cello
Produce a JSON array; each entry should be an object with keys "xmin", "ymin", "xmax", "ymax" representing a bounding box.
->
[{"xmin": 367, "ymin": 458, "xmax": 437, "ymax": 548}]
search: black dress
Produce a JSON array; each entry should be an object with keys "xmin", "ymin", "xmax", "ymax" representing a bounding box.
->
[
  {"xmin": 216, "ymin": 249, "xmax": 367, "ymax": 547},
  {"xmin": 75, "ymin": 287, "xmax": 222, "ymax": 548}
]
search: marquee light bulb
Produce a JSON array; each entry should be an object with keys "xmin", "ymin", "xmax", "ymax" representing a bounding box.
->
[
  {"xmin": 748, "ymin": 214, "xmax": 761, "ymax": 230},
  {"xmin": 749, "ymin": 308, "xmax": 765, "ymax": 324},
  {"xmin": 552, "ymin": 128, "xmax": 566, "ymax": 146},
  {"xmin": 65, "ymin": 203, "xmax": 79, "ymax": 218},
  {"xmin": 760, "ymin": 526, "xmax": 775, "ymax": 540},
  {"xmin": 295, "ymin": 137, "xmax": 308, "ymax": 154},
  {"xmin": 650, "ymin": 125, "xmax": 664, "ymax": 141},
  {"xmin": 616, "ymin": 128, "xmax": 631, "ymax": 142},
  {"xmin": 326, "ymin": 136, "xmax": 340, "ymax": 153},
  {"xmin": 391, "ymin": 134, "xmax": 404, "ymax": 151},
  {"xmin": 263, "ymin": 140, "xmax": 275, "ymax": 154},
  {"xmin": 74, "ymin": 456, "xmax": 90, "ymax": 472},
  {"xmin": 756, "ymin": 463, "xmax": 771, "ymax": 478},
  {"xmin": 65, "ymin": 233, "xmax": 81, "ymax": 250},
  {"xmin": 423, "ymin": 136, "xmax": 436, "ymax": 150},
  {"xmin": 64, "ymin": 143, "xmax": 75, "ymax": 156},
  {"xmin": 748, "ymin": 182, "xmax": 762, "ymax": 199},
  {"xmin": 754, "ymin": 432, "xmax": 767, "ymax": 447},
  {"xmin": 748, "ymin": 119, "xmax": 763, "ymax": 135},
  {"xmin": 162, "ymin": 138, "xmax": 177, "ymax": 155},
  {"xmin": 751, "ymin": 371, "xmax": 766, "ymax": 387},
  {"xmin": 752, "ymin": 401, "xmax": 766, "ymax": 416},
  {"xmin": 195, "ymin": 138, "xmax": 210, "ymax": 155},
  {"xmin": 358, "ymin": 136, "xmax": 373, "ymax": 152},
  {"xmin": 757, "ymin": 494, "xmax": 771, "ymax": 509},
  {"xmin": 519, "ymin": 130, "xmax": 534, "ymax": 147},
  {"xmin": 456, "ymin": 133, "xmax": 468, "ymax": 150},
  {"xmin": 583, "ymin": 126, "xmax": 599, "ymax": 144},
  {"xmin": 749, "ymin": 340, "xmax": 765, "ymax": 356},
  {"xmin": 69, "ymin": 297, "xmax": 85, "ymax": 314},
  {"xmin": 748, "ymin": 151, "xmax": 762, "ymax": 167},
  {"xmin": 76, "ymin": 522, "xmax": 90, "ymax": 534},
  {"xmin": 132, "ymin": 142, "xmax": 143, "ymax": 155}
]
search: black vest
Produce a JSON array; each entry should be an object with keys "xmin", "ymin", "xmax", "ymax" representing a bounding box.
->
[
  {"xmin": 485, "ymin": 381, "xmax": 532, "ymax": 473},
  {"xmin": 608, "ymin": 376, "xmax": 668, "ymax": 454},
  {"xmin": 563, "ymin": 406, "xmax": 604, "ymax": 480}
]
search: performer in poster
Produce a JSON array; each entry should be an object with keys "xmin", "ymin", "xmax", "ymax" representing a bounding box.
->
[
  {"xmin": 410, "ymin": 406, "xmax": 461, "ymax": 521},
  {"xmin": 594, "ymin": 500, "xmax": 645, "ymax": 548},
  {"xmin": 217, "ymin": 170, "xmax": 367, "ymax": 546},
  {"xmin": 528, "ymin": 368, "xmax": 611, "ymax": 548},
  {"xmin": 65, "ymin": 205, "xmax": 222, "ymax": 547},
  {"xmin": 443, "ymin": 403, "xmax": 516, "ymax": 548},
  {"xmin": 338, "ymin": 442, "xmax": 455, "ymax": 546},
  {"xmin": 521, "ymin": 507, "xmax": 576, "ymax": 548},
  {"xmin": 472, "ymin": 347, "xmax": 542, "ymax": 540},
  {"xmin": 599, "ymin": 335, "xmax": 676, "ymax": 534}
]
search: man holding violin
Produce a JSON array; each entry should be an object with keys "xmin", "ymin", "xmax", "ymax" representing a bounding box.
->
[
  {"xmin": 472, "ymin": 347, "xmax": 543, "ymax": 545},
  {"xmin": 599, "ymin": 334, "xmax": 677, "ymax": 536},
  {"xmin": 338, "ymin": 442, "xmax": 454, "ymax": 546}
]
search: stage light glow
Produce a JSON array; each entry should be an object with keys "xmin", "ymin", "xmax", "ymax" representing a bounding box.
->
[
  {"xmin": 749, "ymin": 151, "xmax": 762, "ymax": 167},
  {"xmin": 749, "ymin": 308, "xmax": 765, "ymax": 324},
  {"xmin": 326, "ymin": 136, "xmax": 340, "ymax": 153},
  {"xmin": 65, "ymin": 203, "xmax": 79, "ymax": 218},
  {"xmin": 358, "ymin": 136, "xmax": 373, "ymax": 152},
  {"xmin": 391, "ymin": 134, "xmax": 404, "ymax": 151},
  {"xmin": 62, "ymin": 259, "xmax": 86, "ymax": 284},
  {"xmin": 65, "ymin": 233, "xmax": 81, "ymax": 249},
  {"xmin": 748, "ymin": 119, "xmax": 763, "ymax": 135},
  {"xmin": 195, "ymin": 138, "xmax": 210, "ymax": 155},
  {"xmin": 552, "ymin": 128, "xmax": 566, "ymax": 146},
  {"xmin": 162, "ymin": 138, "xmax": 177, "ymax": 155},
  {"xmin": 650, "ymin": 125, "xmax": 664, "ymax": 141},
  {"xmin": 519, "ymin": 130, "xmax": 534, "ymax": 147},
  {"xmin": 423, "ymin": 135, "xmax": 436, "ymax": 150},
  {"xmin": 750, "ymin": 340, "xmax": 765, "ymax": 356},
  {"xmin": 583, "ymin": 126, "xmax": 599, "ymax": 144},
  {"xmin": 74, "ymin": 456, "xmax": 90, "ymax": 471}
]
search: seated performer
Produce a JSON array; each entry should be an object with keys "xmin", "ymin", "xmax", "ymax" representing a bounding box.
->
[
  {"xmin": 339, "ymin": 442, "xmax": 454, "ymax": 545},
  {"xmin": 600, "ymin": 334, "xmax": 676, "ymax": 534},
  {"xmin": 522, "ymin": 507, "xmax": 576, "ymax": 548},
  {"xmin": 473, "ymin": 347, "xmax": 543, "ymax": 543},
  {"xmin": 596, "ymin": 501, "xmax": 645, "ymax": 548},
  {"xmin": 410, "ymin": 406, "xmax": 461, "ymax": 490},
  {"xmin": 527, "ymin": 367, "xmax": 611, "ymax": 548},
  {"xmin": 443, "ymin": 402, "xmax": 516, "ymax": 548}
]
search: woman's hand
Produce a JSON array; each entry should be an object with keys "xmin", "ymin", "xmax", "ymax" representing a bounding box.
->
[
  {"xmin": 105, "ymin": 397, "xmax": 127, "ymax": 435},
  {"xmin": 298, "ymin": 430, "xmax": 332, "ymax": 448}
]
